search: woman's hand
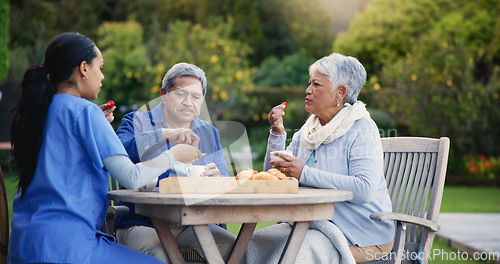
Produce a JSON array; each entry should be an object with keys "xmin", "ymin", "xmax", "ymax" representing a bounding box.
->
[
  {"xmin": 268, "ymin": 103, "xmax": 287, "ymax": 135},
  {"xmin": 201, "ymin": 163, "xmax": 221, "ymax": 177},
  {"xmin": 162, "ymin": 128, "xmax": 200, "ymax": 147},
  {"xmin": 100, "ymin": 104, "xmax": 116, "ymax": 123},
  {"xmin": 169, "ymin": 144, "xmax": 202, "ymax": 163},
  {"xmin": 270, "ymin": 152, "xmax": 305, "ymax": 180}
]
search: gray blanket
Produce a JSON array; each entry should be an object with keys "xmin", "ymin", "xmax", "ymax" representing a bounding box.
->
[{"xmin": 242, "ymin": 221, "xmax": 356, "ymax": 264}]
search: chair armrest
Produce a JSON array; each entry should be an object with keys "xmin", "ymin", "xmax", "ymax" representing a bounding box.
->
[
  {"xmin": 102, "ymin": 205, "xmax": 129, "ymax": 235},
  {"xmin": 370, "ymin": 212, "xmax": 439, "ymax": 232},
  {"xmin": 107, "ymin": 205, "xmax": 129, "ymax": 215}
]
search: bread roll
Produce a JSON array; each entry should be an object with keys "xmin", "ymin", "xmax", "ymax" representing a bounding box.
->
[
  {"xmin": 267, "ymin": 168, "xmax": 287, "ymax": 180},
  {"xmin": 252, "ymin": 172, "xmax": 279, "ymax": 181},
  {"xmin": 236, "ymin": 168, "xmax": 257, "ymax": 180}
]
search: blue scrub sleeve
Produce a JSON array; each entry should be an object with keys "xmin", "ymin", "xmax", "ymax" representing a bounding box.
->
[{"xmin": 78, "ymin": 104, "xmax": 128, "ymax": 169}]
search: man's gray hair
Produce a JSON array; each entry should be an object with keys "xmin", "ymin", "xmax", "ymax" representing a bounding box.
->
[
  {"xmin": 161, "ymin": 62, "xmax": 207, "ymax": 95},
  {"xmin": 308, "ymin": 53, "xmax": 367, "ymax": 104}
]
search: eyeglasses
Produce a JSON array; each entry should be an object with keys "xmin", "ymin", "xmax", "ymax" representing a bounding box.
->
[{"xmin": 167, "ymin": 89, "xmax": 204, "ymax": 103}]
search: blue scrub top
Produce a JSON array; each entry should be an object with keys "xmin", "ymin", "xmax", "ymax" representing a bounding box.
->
[{"xmin": 8, "ymin": 94, "xmax": 128, "ymax": 263}]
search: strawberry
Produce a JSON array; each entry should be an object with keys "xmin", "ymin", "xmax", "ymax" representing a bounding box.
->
[{"xmin": 106, "ymin": 100, "xmax": 115, "ymax": 108}]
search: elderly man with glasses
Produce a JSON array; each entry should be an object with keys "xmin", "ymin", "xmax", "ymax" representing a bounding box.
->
[{"xmin": 114, "ymin": 62, "xmax": 235, "ymax": 263}]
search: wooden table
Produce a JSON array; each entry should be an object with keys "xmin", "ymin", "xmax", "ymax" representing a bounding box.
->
[{"xmin": 108, "ymin": 188, "xmax": 353, "ymax": 264}]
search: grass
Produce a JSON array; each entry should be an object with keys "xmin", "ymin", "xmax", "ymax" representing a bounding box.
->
[
  {"xmin": 441, "ymin": 186, "xmax": 500, "ymax": 213},
  {"xmin": 2, "ymin": 169, "xmax": 499, "ymax": 263},
  {"xmin": 3, "ymin": 170, "xmax": 17, "ymax": 231},
  {"xmin": 429, "ymin": 241, "xmax": 489, "ymax": 264},
  {"xmin": 430, "ymin": 186, "xmax": 500, "ymax": 263}
]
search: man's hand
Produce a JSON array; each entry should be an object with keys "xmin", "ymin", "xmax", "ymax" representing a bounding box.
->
[
  {"xmin": 169, "ymin": 144, "xmax": 202, "ymax": 164},
  {"xmin": 201, "ymin": 163, "xmax": 221, "ymax": 177},
  {"xmin": 162, "ymin": 128, "xmax": 200, "ymax": 147}
]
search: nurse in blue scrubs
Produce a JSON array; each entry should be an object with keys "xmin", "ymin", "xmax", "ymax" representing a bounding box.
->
[{"xmin": 7, "ymin": 32, "xmax": 201, "ymax": 264}]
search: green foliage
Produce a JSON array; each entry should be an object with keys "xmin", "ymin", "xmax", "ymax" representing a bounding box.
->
[
  {"xmin": 333, "ymin": 0, "xmax": 500, "ymax": 164},
  {"xmin": 367, "ymin": 108, "xmax": 397, "ymax": 137},
  {"xmin": 0, "ymin": 0, "xmax": 8, "ymax": 82},
  {"xmin": 245, "ymin": 0, "xmax": 334, "ymax": 63},
  {"xmin": 97, "ymin": 21, "xmax": 153, "ymax": 108},
  {"xmin": 9, "ymin": 0, "xmax": 117, "ymax": 48},
  {"xmin": 7, "ymin": 0, "xmax": 121, "ymax": 78},
  {"xmin": 248, "ymin": 51, "xmax": 317, "ymax": 158},
  {"xmin": 126, "ymin": 0, "xmax": 334, "ymax": 65},
  {"xmin": 334, "ymin": 0, "xmax": 453, "ymax": 72},
  {"xmin": 252, "ymin": 51, "xmax": 315, "ymax": 88},
  {"xmin": 377, "ymin": 2, "xmax": 500, "ymax": 157},
  {"xmin": 8, "ymin": 0, "xmax": 57, "ymax": 48},
  {"xmin": 128, "ymin": 0, "xmax": 221, "ymax": 35},
  {"xmin": 235, "ymin": 0, "xmax": 334, "ymax": 64},
  {"xmin": 56, "ymin": 0, "xmax": 115, "ymax": 39},
  {"xmin": 7, "ymin": 0, "xmax": 336, "ymax": 126}
]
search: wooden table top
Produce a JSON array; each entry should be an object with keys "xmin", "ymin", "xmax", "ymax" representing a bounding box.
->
[
  {"xmin": 108, "ymin": 187, "xmax": 353, "ymax": 264},
  {"xmin": 108, "ymin": 187, "xmax": 353, "ymax": 206}
]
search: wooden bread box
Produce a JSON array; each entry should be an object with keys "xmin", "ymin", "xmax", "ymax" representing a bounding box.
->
[{"xmin": 159, "ymin": 177, "xmax": 298, "ymax": 194}]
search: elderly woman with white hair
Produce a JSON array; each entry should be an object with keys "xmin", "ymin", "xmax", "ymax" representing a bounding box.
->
[{"xmin": 244, "ymin": 53, "xmax": 395, "ymax": 263}]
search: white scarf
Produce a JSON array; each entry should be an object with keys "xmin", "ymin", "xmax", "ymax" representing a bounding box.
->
[{"xmin": 301, "ymin": 101, "xmax": 370, "ymax": 150}]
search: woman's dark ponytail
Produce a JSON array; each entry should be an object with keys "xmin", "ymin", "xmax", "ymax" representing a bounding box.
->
[
  {"xmin": 9, "ymin": 65, "xmax": 56, "ymax": 196},
  {"xmin": 9, "ymin": 32, "xmax": 96, "ymax": 197}
]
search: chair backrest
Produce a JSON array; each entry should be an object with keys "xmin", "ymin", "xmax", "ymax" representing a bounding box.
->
[
  {"xmin": 102, "ymin": 175, "xmax": 127, "ymax": 235},
  {"xmin": 110, "ymin": 176, "xmax": 120, "ymax": 192},
  {"xmin": 381, "ymin": 137, "xmax": 450, "ymax": 262},
  {"xmin": 0, "ymin": 165, "xmax": 9, "ymax": 264}
]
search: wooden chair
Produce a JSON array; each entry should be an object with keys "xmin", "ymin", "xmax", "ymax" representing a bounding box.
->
[
  {"xmin": 1, "ymin": 165, "xmax": 9, "ymax": 264},
  {"xmin": 102, "ymin": 176, "xmax": 130, "ymax": 235},
  {"xmin": 365, "ymin": 137, "xmax": 450, "ymax": 264}
]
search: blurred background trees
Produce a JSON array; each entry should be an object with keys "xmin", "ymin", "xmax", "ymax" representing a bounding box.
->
[
  {"xmin": 0, "ymin": 0, "xmax": 7, "ymax": 82},
  {"xmin": 334, "ymin": 0, "xmax": 500, "ymax": 178},
  {"xmin": 98, "ymin": 21, "xmax": 152, "ymax": 107},
  {"xmin": 2, "ymin": 0, "xmax": 500, "ymax": 182}
]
